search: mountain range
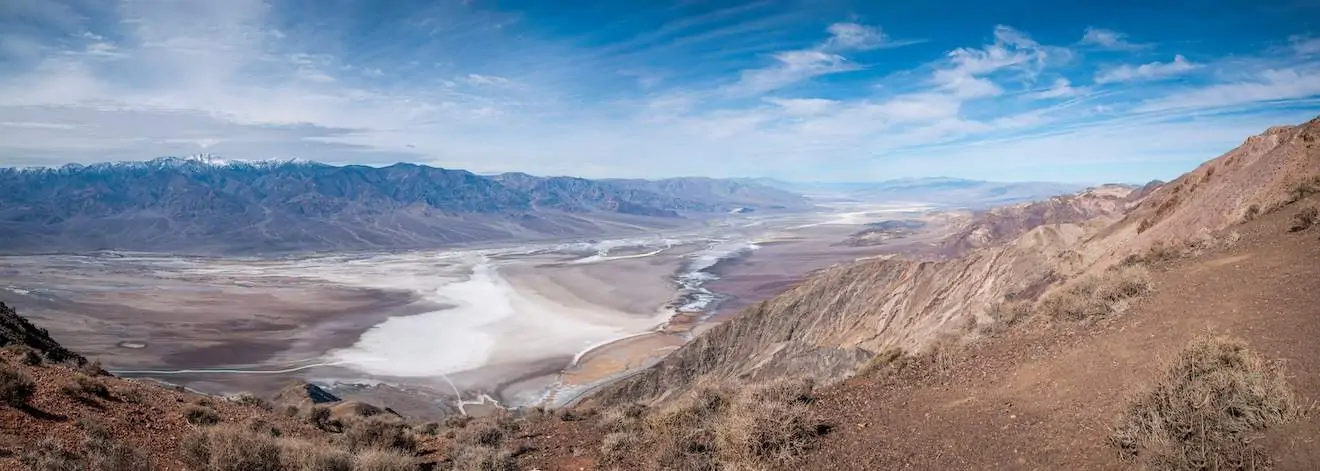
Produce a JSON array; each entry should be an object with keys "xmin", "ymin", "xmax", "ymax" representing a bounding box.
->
[
  {"xmin": 776, "ymin": 177, "xmax": 1090, "ymax": 207},
  {"xmin": 0, "ymin": 156, "xmax": 808, "ymax": 254}
]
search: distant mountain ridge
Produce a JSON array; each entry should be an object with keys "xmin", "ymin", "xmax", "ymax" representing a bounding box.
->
[
  {"xmin": 0, "ymin": 157, "xmax": 808, "ymax": 254},
  {"xmin": 772, "ymin": 177, "xmax": 1088, "ymax": 207}
]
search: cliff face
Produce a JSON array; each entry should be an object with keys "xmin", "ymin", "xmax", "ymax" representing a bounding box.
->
[{"xmin": 590, "ymin": 115, "xmax": 1320, "ymax": 407}]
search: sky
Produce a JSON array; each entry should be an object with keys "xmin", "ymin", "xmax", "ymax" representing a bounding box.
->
[{"xmin": 1, "ymin": 0, "xmax": 1319, "ymax": 183}]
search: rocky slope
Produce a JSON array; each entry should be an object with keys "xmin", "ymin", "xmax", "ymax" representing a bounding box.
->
[
  {"xmin": 936, "ymin": 183, "xmax": 1156, "ymax": 257},
  {"xmin": 0, "ymin": 157, "xmax": 808, "ymax": 254},
  {"xmin": 587, "ymin": 114, "xmax": 1320, "ymax": 408}
]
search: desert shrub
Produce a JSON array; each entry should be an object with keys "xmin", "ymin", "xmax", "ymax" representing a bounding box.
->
[
  {"xmin": 1110, "ymin": 337, "xmax": 1301, "ymax": 469},
  {"xmin": 278, "ymin": 438, "xmax": 353, "ymax": 471},
  {"xmin": 1040, "ymin": 265, "xmax": 1151, "ymax": 321},
  {"xmin": 307, "ymin": 405, "xmax": 340, "ymax": 431},
  {"xmin": 118, "ymin": 387, "xmax": 146, "ymax": 405},
  {"xmin": 1287, "ymin": 174, "xmax": 1320, "ymax": 204},
  {"xmin": 21, "ymin": 438, "xmax": 82, "ymax": 471},
  {"xmin": 353, "ymin": 449, "xmax": 417, "ymax": 471},
  {"xmin": 599, "ymin": 431, "xmax": 639, "ymax": 466},
  {"xmin": 231, "ymin": 393, "xmax": 272, "ymax": 410},
  {"xmin": 597, "ymin": 402, "xmax": 649, "ymax": 433},
  {"xmin": 23, "ymin": 424, "xmax": 150, "ymax": 471},
  {"xmin": 415, "ymin": 421, "xmax": 441, "ymax": 435},
  {"xmin": 981, "ymin": 299, "xmax": 1035, "ymax": 334},
  {"xmin": 1291, "ymin": 206, "xmax": 1318, "ymax": 232},
  {"xmin": 642, "ymin": 382, "xmax": 824, "ymax": 470},
  {"xmin": 455, "ymin": 412, "xmax": 520, "ymax": 448},
  {"xmin": 450, "ymin": 444, "xmax": 515, "ymax": 471},
  {"xmin": 81, "ymin": 421, "xmax": 150, "ymax": 471},
  {"xmin": 5, "ymin": 345, "xmax": 45, "ymax": 366},
  {"xmin": 341, "ymin": 417, "xmax": 417, "ymax": 453},
  {"xmin": 856, "ymin": 348, "xmax": 905, "ymax": 378},
  {"xmin": 1242, "ymin": 204, "xmax": 1261, "ymax": 222},
  {"xmin": 0, "ymin": 365, "xmax": 36, "ymax": 407},
  {"xmin": 68, "ymin": 374, "xmax": 111, "ymax": 398},
  {"xmin": 181, "ymin": 424, "xmax": 284, "ymax": 471},
  {"xmin": 184, "ymin": 405, "xmax": 222, "ymax": 426},
  {"xmin": 80, "ymin": 359, "xmax": 104, "ymax": 376},
  {"xmin": 443, "ymin": 413, "xmax": 474, "ymax": 429},
  {"xmin": 557, "ymin": 408, "xmax": 585, "ymax": 421},
  {"xmin": 245, "ymin": 418, "xmax": 283, "ymax": 437}
]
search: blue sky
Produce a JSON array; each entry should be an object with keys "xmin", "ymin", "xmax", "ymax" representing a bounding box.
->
[{"xmin": 1, "ymin": 0, "xmax": 1319, "ymax": 183}]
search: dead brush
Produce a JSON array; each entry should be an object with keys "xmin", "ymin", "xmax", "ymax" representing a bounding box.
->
[
  {"xmin": 1040, "ymin": 265, "xmax": 1151, "ymax": 321},
  {"xmin": 1109, "ymin": 337, "xmax": 1303, "ymax": 469},
  {"xmin": 637, "ymin": 380, "xmax": 826, "ymax": 470},
  {"xmin": 979, "ymin": 299, "xmax": 1035, "ymax": 334},
  {"xmin": 1291, "ymin": 206, "xmax": 1318, "ymax": 232}
]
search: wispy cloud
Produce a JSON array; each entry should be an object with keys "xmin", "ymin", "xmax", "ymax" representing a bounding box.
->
[
  {"xmin": 1094, "ymin": 55, "xmax": 1197, "ymax": 84},
  {"xmin": 1080, "ymin": 27, "xmax": 1150, "ymax": 51},
  {"xmin": 724, "ymin": 22, "xmax": 916, "ymax": 95}
]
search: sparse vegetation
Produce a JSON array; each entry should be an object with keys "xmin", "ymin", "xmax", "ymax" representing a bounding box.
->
[
  {"xmin": 1110, "ymin": 337, "xmax": 1302, "ymax": 469},
  {"xmin": 450, "ymin": 444, "xmax": 516, "ymax": 471},
  {"xmin": 979, "ymin": 299, "xmax": 1034, "ymax": 334},
  {"xmin": 277, "ymin": 438, "xmax": 353, "ymax": 471},
  {"xmin": 590, "ymin": 378, "xmax": 826, "ymax": 470},
  {"xmin": 60, "ymin": 374, "xmax": 111, "ymax": 403},
  {"xmin": 21, "ymin": 422, "xmax": 149, "ymax": 471},
  {"xmin": 1040, "ymin": 265, "xmax": 1151, "ymax": 321},
  {"xmin": 231, "ymin": 392, "xmax": 273, "ymax": 410},
  {"xmin": 1287, "ymin": 174, "xmax": 1320, "ymax": 204},
  {"xmin": 307, "ymin": 405, "xmax": 342, "ymax": 432},
  {"xmin": 1291, "ymin": 206, "xmax": 1318, "ymax": 232},
  {"xmin": 0, "ymin": 364, "xmax": 36, "ymax": 407},
  {"xmin": 185, "ymin": 405, "xmax": 222, "ymax": 426},
  {"xmin": 856, "ymin": 348, "xmax": 905, "ymax": 378},
  {"xmin": 1242, "ymin": 204, "xmax": 1261, "ymax": 222},
  {"xmin": 340, "ymin": 417, "xmax": 417, "ymax": 454},
  {"xmin": 353, "ymin": 449, "xmax": 417, "ymax": 471},
  {"xmin": 181, "ymin": 424, "xmax": 284, "ymax": 471}
]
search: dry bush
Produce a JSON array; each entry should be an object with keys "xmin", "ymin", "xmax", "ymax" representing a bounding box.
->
[
  {"xmin": 307, "ymin": 405, "xmax": 341, "ymax": 432},
  {"xmin": 1040, "ymin": 265, "xmax": 1151, "ymax": 321},
  {"xmin": 980, "ymin": 299, "xmax": 1035, "ymax": 334},
  {"xmin": 354, "ymin": 449, "xmax": 417, "ymax": 471},
  {"xmin": 856, "ymin": 348, "xmax": 905, "ymax": 378},
  {"xmin": 181, "ymin": 424, "xmax": 284, "ymax": 471},
  {"xmin": 642, "ymin": 381, "xmax": 825, "ymax": 470},
  {"xmin": 1291, "ymin": 206, "xmax": 1318, "ymax": 232},
  {"xmin": 118, "ymin": 386, "xmax": 146, "ymax": 405},
  {"xmin": 454, "ymin": 412, "xmax": 519, "ymax": 448},
  {"xmin": 340, "ymin": 417, "xmax": 418, "ymax": 453},
  {"xmin": 21, "ymin": 438, "xmax": 82, "ymax": 471},
  {"xmin": 450, "ymin": 444, "xmax": 515, "ymax": 471},
  {"xmin": 1242, "ymin": 204, "xmax": 1261, "ymax": 222},
  {"xmin": 23, "ymin": 424, "xmax": 150, "ymax": 471},
  {"xmin": 5, "ymin": 345, "xmax": 45, "ymax": 366},
  {"xmin": 599, "ymin": 431, "xmax": 639, "ymax": 466},
  {"xmin": 1287, "ymin": 174, "xmax": 1320, "ymax": 204},
  {"xmin": 278, "ymin": 438, "xmax": 353, "ymax": 471},
  {"xmin": 231, "ymin": 392, "xmax": 273, "ymax": 410},
  {"xmin": 81, "ymin": 421, "xmax": 150, "ymax": 470},
  {"xmin": 0, "ymin": 364, "xmax": 36, "ymax": 407},
  {"xmin": 1109, "ymin": 337, "xmax": 1302, "ymax": 469},
  {"xmin": 80, "ymin": 359, "xmax": 105, "ymax": 376},
  {"xmin": 64, "ymin": 374, "xmax": 111, "ymax": 399},
  {"xmin": 597, "ymin": 403, "xmax": 648, "ymax": 433},
  {"xmin": 185, "ymin": 405, "xmax": 222, "ymax": 426},
  {"xmin": 443, "ymin": 413, "xmax": 474, "ymax": 429}
]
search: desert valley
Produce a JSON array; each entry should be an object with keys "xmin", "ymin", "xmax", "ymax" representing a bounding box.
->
[{"xmin": 3, "ymin": 2, "xmax": 1320, "ymax": 470}]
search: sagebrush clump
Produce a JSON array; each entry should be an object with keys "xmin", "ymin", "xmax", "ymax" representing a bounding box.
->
[
  {"xmin": 0, "ymin": 364, "xmax": 36, "ymax": 407},
  {"xmin": 1110, "ymin": 337, "xmax": 1301, "ymax": 469},
  {"xmin": 1040, "ymin": 265, "xmax": 1151, "ymax": 321}
]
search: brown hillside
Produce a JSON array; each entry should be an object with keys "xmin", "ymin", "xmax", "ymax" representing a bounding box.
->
[
  {"xmin": 586, "ymin": 115, "xmax": 1320, "ymax": 410},
  {"xmin": 938, "ymin": 183, "xmax": 1149, "ymax": 258}
]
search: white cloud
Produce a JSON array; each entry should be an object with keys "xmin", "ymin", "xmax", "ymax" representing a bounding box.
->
[
  {"xmin": 1080, "ymin": 27, "xmax": 1148, "ymax": 50},
  {"xmin": 1031, "ymin": 77, "xmax": 1079, "ymax": 99},
  {"xmin": 824, "ymin": 22, "xmax": 888, "ymax": 50},
  {"xmin": 466, "ymin": 73, "xmax": 513, "ymax": 86},
  {"xmin": 763, "ymin": 97, "xmax": 837, "ymax": 116},
  {"xmin": 1135, "ymin": 67, "xmax": 1320, "ymax": 112},
  {"xmin": 1094, "ymin": 55, "xmax": 1197, "ymax": 84},
  {"xmin": 1291, "ymin": 35, "xmax": 1320, "ymax": 55}
]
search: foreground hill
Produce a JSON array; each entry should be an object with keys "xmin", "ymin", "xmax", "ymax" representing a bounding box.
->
[{"xmin": 0, "ymin": 157, "xmax": 808, "ymax": 254}]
